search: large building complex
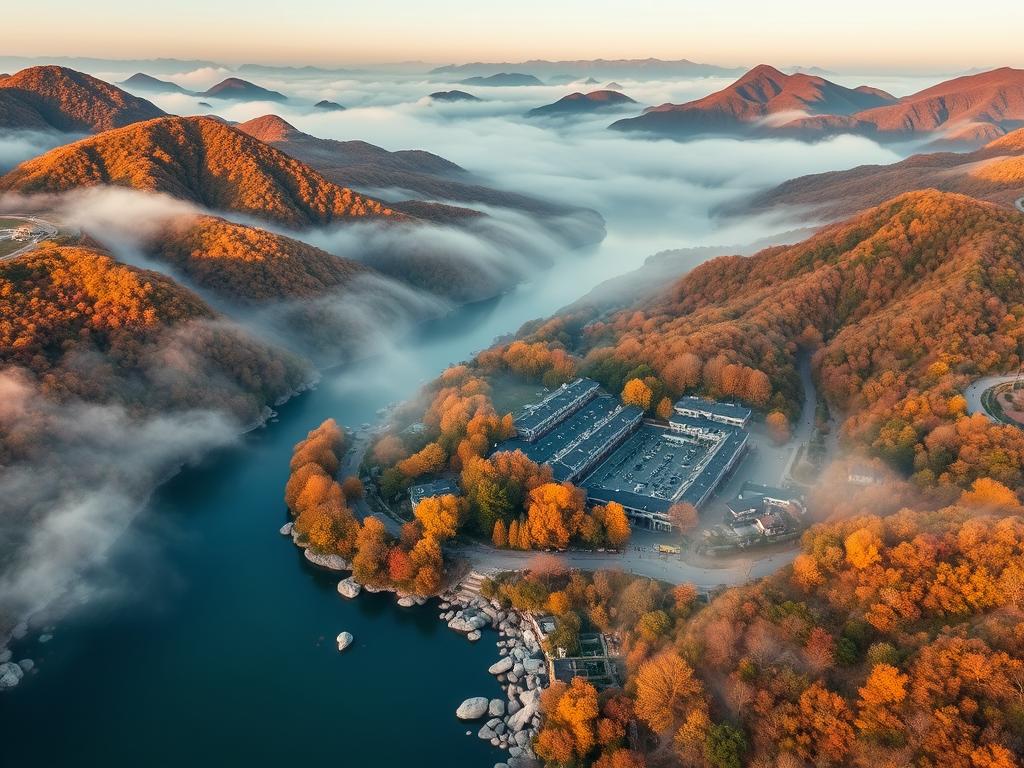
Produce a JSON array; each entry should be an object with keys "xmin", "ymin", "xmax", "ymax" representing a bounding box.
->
[
  {"xmin": 673, "ymin": 396, "xmax": 751, "ymax": 428},
  {"xmin": 513, "ymin": 377, "xmax": 600, "ymax": 441},
  {"xmin": 495, "ymin": 382, "xmax": 752, "ymax": 532}
]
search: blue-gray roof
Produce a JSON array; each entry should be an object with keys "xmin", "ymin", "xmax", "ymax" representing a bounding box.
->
[
  {"xmin": 515, "ymin": 378, "xmax": 599, "ymax": 434},
  {"xmin": 673, "ymin": 396, "xmax": 751, "ymax": 422},
  {"xmin": 409, "ymin": 478, "xmax": 460, "ymax": 504}
]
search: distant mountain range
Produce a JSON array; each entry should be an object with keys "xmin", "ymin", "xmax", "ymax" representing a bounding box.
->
[
  {"xmin": 234, "ymin": 114, "xmax": 604, "ymax": 241},
  {"xmin": 202, "ymin": 77, "xmax": 287, "ymax": 101},
  {"xmin": 432, "ymin": 58, "xmax": 744, "ymax": 80},
  {"xmin": 612, "ymin": 64, "xmax": 1024, "ymax": 146},
  {"xmin": 611, "ymin": 64, "xmax": 895, "ymax": 136},
  {"xmin": 428, "ymin": 90, "xmax": 481, "ymax": 103},
  {"xmin": 457, "ymin": 73, "xmax": 542, "ymax": 87},
  {"xmin": 120, "ymin": 72, "xmax": 289, "ymax": 102},
  {"xmin": 120, "ymin": 72, "xmax": 194, "ymax": 95},
  {"xmin": 528, "ymin": 90, "xmax": 637, "ymax": 118}
]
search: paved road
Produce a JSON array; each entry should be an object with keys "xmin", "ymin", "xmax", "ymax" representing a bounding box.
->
[
  {"xmin": 964, "ymin": 374, "xmax": 1021, "ymax": 423},
  {"xmin": 0, "ymin": 216, "xmax": 58, "ymax": 261},
  {"xmin": 454, "ymin": 540, "xmax": 797, "ymax": 590},
  {"xmin": 339, "ymin": 426, "xmax": 797, "ymax": 588}
]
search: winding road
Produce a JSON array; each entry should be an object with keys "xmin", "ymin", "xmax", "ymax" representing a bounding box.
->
[{"xmin": 964, "ymin": 374, "xmax": 1023, "ymax": 424}]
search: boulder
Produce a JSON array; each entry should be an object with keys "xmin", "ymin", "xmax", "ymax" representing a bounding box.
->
[
  {"xmin": 523, "ymin": 658, "xmax": 545, "ymax": 675},
  {"xmin": 17, "ymin": 659, "xmax": 33, "ymax": 673},
  {"xmin": 488, "ymin": 699, "xmax": 505, "ymax": 717},
  {"xmin": 337, "ymin": 578, "xmax": 361, "ymax": 599},
  {"xmin": 512, "ymin": 662, "xmax": 525, "ymax": 677},
  {"xmin": 336, "ymin": 631, "xmax": 354, "ymax": 652},
  {"xmin": 38, "ymin": 634, "xmax": 52, "ymax": 644},
  {"xmin": 495, "ymin": 763, "xmax": 510, "ymax": 768},
  {"xmin": 456, "ymin": 697, "xmax": 490, "ymax": 720},
  {"xmin": 11, "ymin": 622, "xmax": 27, "ymax": 640},
  {"xmin": 0, "ymin": 662, "xmax": 24, "ymax": 689},
  {"xmin": 508, "ymin": 689, "xmax": 541, "ymax": 731},
  {"xmin": 478, "ymin": 724, "xmax": 496, "ymax": 740},
  {"xmin": 467, "ymin": 630, "xmax": 482, "ymax": 641},
  {"xmin": 397, "ymin": 596, "xmax": 416, "ymax": 608},
  {"xmin": 304, "ymin": 549, "xmax": 350, "ymax": 571},
  {"xmin": 488, "ymin": 656, "xmax": 514, "ymax": 675},
  {"xmin": 0, "ymin": 649, "xmax": 11, "ymax": 663},
  {"xmin": 279, "ymin": 522, "xmax": 294, "ymax": 536}
]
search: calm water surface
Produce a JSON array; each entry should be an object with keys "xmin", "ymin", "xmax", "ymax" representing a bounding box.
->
[{"xmin": 0, "ymin": 247, "xmax": 627, "ymax": 767}]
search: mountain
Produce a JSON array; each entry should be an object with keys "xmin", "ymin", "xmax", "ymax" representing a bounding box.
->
[
  {"xmin": 201, "ymin": 77, "xmax": 287, "ymax": 102},
  {"xmin": 152, "ymin": 214, "xmax": 371, "ymax": 303},
  {"xmin": 746, "ymin": 127, "xmax": 1024, "ymax": 219},
  {"xmin": 0, "ymin": 240, "xmax": 306, "ymax": 419},
  {"xmin": 511, "ymin": 189, "xmax": 1024, "ymax": 490},
  {"xmin": 120, "ymin": 72, "xmax": 193, "ymax": 95},
  {"xmin": 237, "ymin": 63, "xmax": 359, "ymax": 77},
  {"xmin": 427, "ymin": 90, "xmax": 481, "ymax": 102},
  {"xmin": 613, "ymin": 65, "xmax": 1024, "ymax": 145},
  {"xmin": 431, "ymin": 58, "xmax": 743, "ymax": 79},
  {"xmin": 527, "ymin": 89, "xmax": 637, "ymax": 117},
  {"xmin": 611, "ymin": 64, "xmax": 895, "ymax": 137},
  {"xmin": 234, "ymin": 114, "xmax": 604, "ymax": 235},
  {"xmin": 457, "ymin": 73, "xmax": 542, "ymax": 87},
  {"xmin": 0, "ymin": 115, "xmax": 401, "ymax": 228},
  {"xmin": 848, "ymin": 66, "xmax": 1024, "ymax": 142},
  {"xmin": 604, "ymin": 82, "xmax": 624, "ymax": 91},
  {"xmin": 314, "ymin": 99, "xmax": 345, "ymax": 111},
  {"xmin": 0, "ymin": 66, "xmax": 165, "ymax": 133}
]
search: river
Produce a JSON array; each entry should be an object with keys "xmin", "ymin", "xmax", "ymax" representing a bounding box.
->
[
  {"xmin": 0, "ymin": 120, "xmax": 907, "ymax": 764},
  {"xmin": 0, "ymin": 242, "xmax": 650, "ymax": 766}
]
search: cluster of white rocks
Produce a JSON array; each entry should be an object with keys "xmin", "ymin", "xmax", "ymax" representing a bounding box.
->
[{"xmin": 445, "ymin": 591, "xmax": 546, "ymax": 768}]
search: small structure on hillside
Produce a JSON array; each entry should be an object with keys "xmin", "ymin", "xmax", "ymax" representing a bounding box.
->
[{"xmin": 408, "ymin": 478, "xmax": 460, "ymax": 506}]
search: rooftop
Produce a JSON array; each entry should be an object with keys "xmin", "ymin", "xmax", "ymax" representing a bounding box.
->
[
  {"xmin": 515, "ymin": 377, "xmax": 599, "ymax": 435},
  {"xmin": 409, "ymin": 477, "xmax": 460, "ymax": 504},
  {"xmin": 674, "ymin": 395, "xmax": 752, "ymax": 422},
  {"xmin": 496, "ymin": 394, "xmax": 621, "ymax": 465}
]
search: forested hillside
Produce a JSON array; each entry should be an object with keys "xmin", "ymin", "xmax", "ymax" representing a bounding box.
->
[
  {"xmin": 0, "ymin": 242, "xmax": 306, "ymax": 429},
  {"xmin": 503, "ymin": 490, "xmax": 1024, "ymax": 768},
  {"xmin": 152, "ymin": 214, "xmax": 370, "ymax": 302},
  {"xmin": 512, "ymin": 190, "xmax": 1024, "ymax": 492},
  {"xmin": 0, "ymin": 116, "xmax": 401, "ymax": 228},
  {"xmin": 747, "ymin": 128, "xmax": 1024, "ymax": 220},
  {"xmin": 0, "ymin": 65, "xmax": 165, "ymax": 132}
]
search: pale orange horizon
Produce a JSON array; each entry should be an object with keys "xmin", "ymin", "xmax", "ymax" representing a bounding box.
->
[{"xmin": 4, "ymin": 0, "xmax": 1024, "ymax": 72}]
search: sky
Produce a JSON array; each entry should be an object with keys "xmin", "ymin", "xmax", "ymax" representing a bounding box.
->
[{"xmin": 4, "ymin": 0, "xmax": 1024, "ymax": 72}]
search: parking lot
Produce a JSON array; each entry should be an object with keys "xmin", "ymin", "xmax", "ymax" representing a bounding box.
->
[
  {"xmin": 496, "ymin": 394, "xmax": 619, "ymax": 464},
  {"xmin": 584, "ymin": 424, "xmax": 712, "ymax": 502}
]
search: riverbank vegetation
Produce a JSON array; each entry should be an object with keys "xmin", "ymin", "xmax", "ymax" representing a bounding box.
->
[
  {"xmin": 284, "ymin": 419, "xmax": 444, "ymax": 594},
  {"xmin": 490, "ymin": 485, "xmax": 1024, "ymax": 768}
]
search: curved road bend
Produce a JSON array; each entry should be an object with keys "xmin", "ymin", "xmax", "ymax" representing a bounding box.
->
[{"xmin": 964, "ymin": 374, "xmax": 1022, "ymax": 423}]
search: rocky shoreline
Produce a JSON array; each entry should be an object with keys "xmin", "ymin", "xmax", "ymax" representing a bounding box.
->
[
  {"xmin": 440, "ymin": 585, "xmax": 544, "ymax": 768},
  {"xmin": 292, "ymin": 524, "xmax": 543, "ymax": 768}
]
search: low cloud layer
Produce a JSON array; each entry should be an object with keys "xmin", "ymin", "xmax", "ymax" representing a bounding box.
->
[{"xmin": 0, "ymin": 369, "xmax": 237, "ymax": 638}]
